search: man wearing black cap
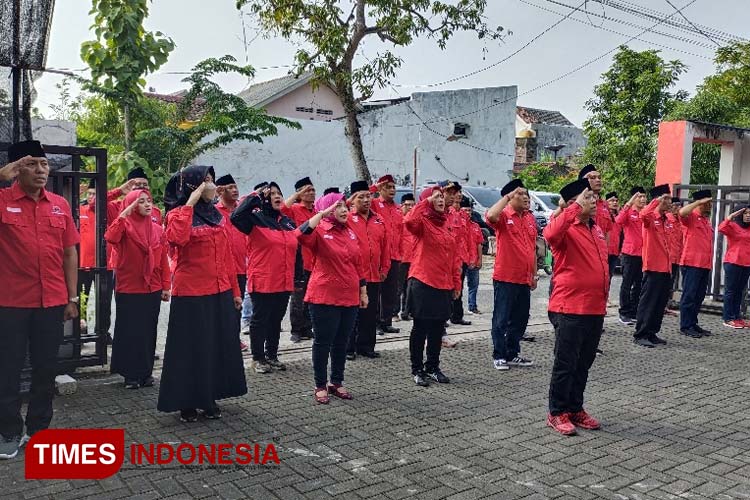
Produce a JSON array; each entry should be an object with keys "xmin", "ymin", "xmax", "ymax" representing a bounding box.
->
[
  {"xmin": 633, "ymin": 185, "xmax": 673, "ymax": 348},
  {"xmin": 578, "ymin": 165, "xmax": 613, "ymax": 241},
  {"xmin": 678, "ymin": 190, "xmax": 714, "ymax": 338},
  {"xmin": 0, "ymin": 141, "xmax": 80, "ymax": 459},
  {"xmin": 398, "ymin": 193, "xmax": 417, "ymax": 320},
  {"xmin": 615, "ymin": 186, "xmax": 647, "ymax": 325},
  {"xmin": 323, "ymin": 187, "xmax": 340, "ymax": 195},
  {"xmin": 283, "ymin": 177, "xmax": 318, "ymax": 342},
  {"xmin": 372, "ymin": 174, "xmax": 402, "ymax": 335},
  {"xmin": 346, "ymin": 180, "xmax": 390, "ymax": 359},
  {"xmin": 544, "ymin": 180, "xmax": 607, "ymax": 436},
  {"xmin": 485, "ymin": 179, "xmax": 537, "ymax": 371}
]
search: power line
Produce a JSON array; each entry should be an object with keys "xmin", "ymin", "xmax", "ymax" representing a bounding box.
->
[
  {"xmin": 662, "ymin": 0, "xmax": 722, "ymax": 47},
  {"xmin": 394, "ymin": 0, "xmax": 588, "ymax": 89}
]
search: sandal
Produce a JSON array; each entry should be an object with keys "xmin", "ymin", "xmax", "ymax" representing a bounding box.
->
[
  {"xmin": 327, "ymin": 384, "xmax": 353, "ymax": 400},
  {"xmin": 314, "ymin": 387, "xmax": 329, "ymax": 404}
]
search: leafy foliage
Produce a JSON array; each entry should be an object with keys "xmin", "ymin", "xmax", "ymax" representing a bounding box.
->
[
  {"xmin": 581, "ymin": 46, "xmax": 686, "ymax": 195},
  {"xmin": 237, "ymin": 0, "xmax": 506, "ymax": 182},
  {"xmin": 514, "ymin": 162, "xmax": 577, "ymax": 193}
]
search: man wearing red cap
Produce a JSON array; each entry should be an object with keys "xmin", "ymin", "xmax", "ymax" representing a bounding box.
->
[
  {"xmin": 371, "ymin": 174, "xmax": 402, "ymax": 335},
  {"xmin": 0, "ymin": 141, "xmax": 80, "ymax": 459}
]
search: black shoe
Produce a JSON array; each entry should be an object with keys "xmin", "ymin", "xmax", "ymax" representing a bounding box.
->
[
  {"xmin": 413, "ymin": 372, "xmax": 430, "ymax": 387},
  {"xmin": 695, "ymin": 325, "xmax": 712, "ymax": 336},
  {"xmin": 596, "ymin": 348, "xmax": 603, "ymax": 354},
  {"xmin": 201, "ymin": 405, "xmax": 222, "ymax": 420},
  {"xmin": 649, "ymin": 335, "xmax": 667, "ymax": 345},
  {"xmin": 153, "ymin": 353, "xmax": 161, "ymax": 361},
  {"xmin": 380, "ymin": 325, "xmax": 400, "ymax": 333},
  {"xmin": 346, "ymin": 353, "xmax": 356, "ymax": 361},
  {"xmin": 400, "ymin": 313, "xmax": 412, "ymax": 321},
  {"xmin": 140, "ymin": 375, "xmax": 155, "ymax": 387},
  {"xmin": 358, "ymin": 351, "xmax": 381, "ymax": 359},
  {"xmin": 450, "ymin": 319, "xmax": 471, "ymax": 326},
  {"xmin": 427, "ymin": 370, "xmax": 450, "ymax": 384},
  {"xmin": 180, "ymin": 409, "xmax": 198, "ymax": 423},
  {"xmin": 267, "ymin": 358, "xmax": 287, "ymax": 371},
  {"xmin": 444, "ymin": 322, "xmax": 450, "ymax": 328},
  {"xmin": 634, "ymin": 337, "xmax": 655, "ymax": 348},
  {"xmin": 299, "ymin": 331, "xmax": 314, "ymax": 340},
  {"xmin": 680, "ymin": 328, "xmax": 702, "ymax": 338},
  {"xmin": 290, "ymin": 334, "xmax": 301, "ymax": 343},
  {"xmin": 377, "ymin": 328, "xmax": 385, "ymax": 336},
  {"xmin": 124, "ymin": 379, "xmax": 140, "ymax": 390},
  {"xmin": 619, "ymin": 315, "xmax": 635, "ymax": 326}
]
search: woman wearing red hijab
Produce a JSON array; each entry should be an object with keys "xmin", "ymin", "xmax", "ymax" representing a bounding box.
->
[
  {"xmin": 104, "ymin": 189, "xmax": 170, "ymax": 389},
  {"xmin": 299, "ymin": 192, "xmax": 368, "ymax": 404},
  {"xmin": 404, "ymin": 186, "xmax": 462, "ymax": 387}
]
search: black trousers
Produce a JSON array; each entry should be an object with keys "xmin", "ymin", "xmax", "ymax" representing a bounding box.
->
[
  {"xmin": 409, "ymin": 318, "xmax": 445, "ymax": 375},
  {"xmin": 235, "ymin": 274, "xmax": 247, "ymax": 330},
  {"xmin": 668, "ymin": 263, "xmax": 680, "ymax": 305},
  {"xmin": 249, "ymin": 292, "xmax": 290, "ymax": 361},
  {"xmin": 491, "ymin": 280, "xmax": 531, "ymax": 361},
  {"xmin": 607, "ymin": 255, "xmax": 618, "ymax": 291},
  {"xmin": 290, "ymin": 270, "xmax": 313, "ymax": 337},
  {"xmin": 0, "ymin": 306, "xmax": 64, "ymax": 438},
  {"xmin": 619, "ymin": 254, "xmax": 643, "ymax": 318},
  {"xmin": 309, "ymin": 304, "xmax": 358, "ymax": 388},
  {"xmin": 634, "ymin": 271, "xmax": 672, "ymax": 339},
  {"xmin": 548, "ymin": 313, "xmax": 603, "ymax": 416},
  {"xmin": 78, "ymin": 269, "xmax": 114, "ymax": 336},
  {"xmin": 450, "ymin": 264, "xmax": 468, "ymax": 322},
  {"xmin": 397, "ymin": 262, "xmax": 411, "ymax": 316},
  {"xmin": 379, "ymin": 260, "xmax": 400, "ymax": 326},
  {"xmin": 348, "ymin": 282, "xmax": 380, "ymax": 354},
  {"xmin": 680, "ymin": 266, "xmax": 710, "ymax": 330}
]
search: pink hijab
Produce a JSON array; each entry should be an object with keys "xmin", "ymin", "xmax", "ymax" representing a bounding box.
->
[
  {"xmin": 419, "ymin": 186, "xmax": 447, "ymax": 224},
  {"xmin": 314, "ymin": 192, "xmax": 345, "ymax": 223}
]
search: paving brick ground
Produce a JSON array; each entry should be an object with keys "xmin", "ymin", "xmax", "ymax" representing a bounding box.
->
[{"xmin": 4, "ymin": 260, "xmax": 750, "ymax": 499}]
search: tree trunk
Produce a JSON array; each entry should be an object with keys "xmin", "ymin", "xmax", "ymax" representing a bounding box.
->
[
  {"xmin": 123, "ymin": 104, "xmax": 132, "ymax": 152},
  {"xmin": 338, "ymin": 83, "xmax": 371, "ymax": 183}
]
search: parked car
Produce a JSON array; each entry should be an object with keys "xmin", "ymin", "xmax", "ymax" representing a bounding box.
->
[{"xmin": 529, "ymin": 191, "xmax": 560, "ymax": 224}]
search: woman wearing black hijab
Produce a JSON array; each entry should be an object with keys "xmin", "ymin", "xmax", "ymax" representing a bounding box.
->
[
  {"xmin": 231, "ymin": 182, "xmax": 299, "ymax": 374},
  {"xmin": 157, "ymin": 165, "xmax": 247, "ymax": 423},
  {"xmin": 718, "ymin": 206, "xmax": 750, "ymax": 329}
]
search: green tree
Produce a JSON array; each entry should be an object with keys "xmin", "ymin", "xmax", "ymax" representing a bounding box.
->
[
  {"xmin": 237, "ymin": 0, "xmax": 505, "ymax": 182},
  {"xmin": 514, "ymin": 161, "xmax": 576, "ymax": 193},
  {"xmin": 581, "ymin": 46, "xmax": 686, "ymax": 195},
  {"xmin": 80, "ymin": 0, "xmax": 174, "ymax": 151}
]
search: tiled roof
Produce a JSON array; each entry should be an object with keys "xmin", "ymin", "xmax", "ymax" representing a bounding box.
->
[
  {"xmin": 238, "ymin": 72, "xmax": 313, "ymax": 107},
  {"xmin": 517, "ymin": 106, "xmax": 574, "ymax": 126}
]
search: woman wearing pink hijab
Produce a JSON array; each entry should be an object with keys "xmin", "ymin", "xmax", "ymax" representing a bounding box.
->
[
  {"xmin": 299, "ymin": 192, "xmax": 368, "ymax": 404},
  {"xmin": 104, "ymin": 189, "xmax": 171, "ymax": 389}
]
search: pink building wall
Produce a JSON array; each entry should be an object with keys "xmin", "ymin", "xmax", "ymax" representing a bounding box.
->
[{"xmin": 264, "ymin": 84, "xmax": 346, "ymax": 121}]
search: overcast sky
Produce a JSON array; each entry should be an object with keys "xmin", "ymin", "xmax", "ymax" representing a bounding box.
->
[{"xmin": 35, "ymin": 0, "xmax": 750, "ymax": 127}]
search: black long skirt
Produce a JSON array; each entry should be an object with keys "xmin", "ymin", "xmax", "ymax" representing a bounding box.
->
[
  {"xmin": 407, "ymin": 278, "xmax": 452, "ymax": 321},
  {"xmin": 110, "ymin": 291, "xmax": 161, "ymax": 380},
  {"xmin": 157, "ymin": 291, "xmax": 248, "ymax": 412}
]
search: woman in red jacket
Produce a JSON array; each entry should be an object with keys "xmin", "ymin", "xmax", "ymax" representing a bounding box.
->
[
  {"xmin": 404, "ymin": 186, "xmax": 462, "ymax": 387},
  {"xmin": 719, "ymin": 206, "xmax": 750, "ymax": 329},
  {"xmin": 157, "ymin": 165, "xmax": 246, "ymax": 423},
  {"xmin": 104, "ymin": 189, "xmax": 170, "ymax": 389},
  {"xmin": 298, "ymin": 192, "xmax": 368, "ymax": 404},
  {"xmin": 231, "ymin": 182, "xmax": 298, "ymax": 374}
]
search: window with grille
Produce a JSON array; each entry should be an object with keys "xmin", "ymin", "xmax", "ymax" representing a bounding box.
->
[
  {"xmin": 295, "ymin": 106, "xmax": 313, "ymax": 113},
  {"xmin": 316, "ymin": 109, "xmax": 333, "ymax": 116}
]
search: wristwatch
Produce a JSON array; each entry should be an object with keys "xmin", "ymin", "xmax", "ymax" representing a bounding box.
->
[{"xmin": 68, "ymin": 297, "xmax": 80, "ymax": 304}]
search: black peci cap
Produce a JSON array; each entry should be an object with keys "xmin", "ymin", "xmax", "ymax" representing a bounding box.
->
[
  {"xmin": 650, "ymin": 184, "xmax": 670, "ymax": 198},
  {"xmin": 578, "ymin": 164, "xmax": 597, "ymax": 180},
  {"xmin": 630, "ymin": 186, "xmax": 646, "ymax": 196},
  {"xmin": 323, "ymin": 187, "xmax": 340, "ymax": 195},
  {"xmin": 350, "ymin": 180, "xmax": 370, "ymax": 195},
  {"xmin": 216, "ymin": 174, "xmax": 236, "ymax": 186},
  {"xmin": 691, "ymin": 189, "xmax": 712, "ymax": 201},
  {"xmin": 500, "ymin": 178, "xmax": 525, "ymax": 197},
  {"xmin": 605, "ymin": 191, "xmax": 618, "ymax": 200},
  {"xmin": 127, "ymin": 167, "xmax": 148, "ymax": 181},
  {"xmin": 460, "ymin": 195, "xmax": 473, "ymax": 208},
  {"xmin": 400, "ymin": 193, "xmax": 415, "ymax": 203},
  {"xmin": 560, "ymin": 179, "xmax": 591, "ymax": 203},
  {"xmin": 294, "ymin": 176, "xmax": 313, "ymax": 191},
  {"xmin": 8, "ymin": 140, "xmax": 45, "ymax": 162}
]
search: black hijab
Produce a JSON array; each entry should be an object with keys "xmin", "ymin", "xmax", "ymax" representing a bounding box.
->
[
  {"xmin": 733, "ymin": 205, "xmax": 750, "ymax": 229},
  {"xmin": 164, "ymin": 165, "xmax": 223, "ymax": 227}
]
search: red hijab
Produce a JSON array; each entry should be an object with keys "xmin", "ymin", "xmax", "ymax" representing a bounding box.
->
[
  {"xmin": 122, "ymin": 190, "xmax": 163, "ymax": 285},
  {"xmin": 419, "ymin": 186, "xmax": 447, "ymax": 225}
]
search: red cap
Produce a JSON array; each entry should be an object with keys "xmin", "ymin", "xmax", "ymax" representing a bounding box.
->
[
  {"xmin": 377, "ymin": 174, "xmax": 395, "ymax": 185},
  {"xmin": 369, "ymin": 184, "xmax": 378, "ymax": 193}
]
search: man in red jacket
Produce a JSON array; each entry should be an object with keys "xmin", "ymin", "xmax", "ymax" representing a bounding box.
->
[
  {"xmin": 615, "ymin": 186, "xmax": 647, "ymax": 325},
  {"xmin": 633, "ymin": 185, "xmax": 673, "ymax": 348},
  {"xmin": 283, "ymin": 176, "xmax": 318, "ymax": 342},
  {"xmin": 544, "ymin": 179, "xmax": 608, "ymax": 436},
  {"xmin": 486, "ymin": 179, "xmax": 537, "ymax": 371},
  {"xmin": 444, "ymin": 181, "xmax": 472, "ymax": 328},
  {"xmin": 371, "ymin": 174, "xmax": 402, "ymax": 335},
  {"xmin": 605, "ymin": 191, "xmax": 622, "ymax": 297},
  {"xmin": 398, "ymin": 193, "xmax": 417, "ymax": 321},
  {"xmin": 346, "ymin": 180, "xmax": 390, "ymax": 359},
  {"xmin": 678, "ymin": 190, "xmax": 714, "ymax": 338}
]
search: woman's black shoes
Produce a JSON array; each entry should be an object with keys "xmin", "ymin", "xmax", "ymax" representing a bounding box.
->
[
  {"xmin": 414, "ymin": 372, "xmax": 430, "ymax": 387},
  {"xmin": 124, "ymin": 379, "xmax": 140, "ymax": 390},
  {"xmin": 180, "ymin": 409, "xmax": 198, "ymax": 423},
  {"xmin": 201, "ymin": 405, "xmax": 222, "ymax": 420}
]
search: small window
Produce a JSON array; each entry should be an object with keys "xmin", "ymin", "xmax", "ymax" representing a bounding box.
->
[
  {"xmin": 316, "ymin": 108, "xmax": 333, "ymax": 116},
  {"xmin": 453, "ymin": 123, "xmax": 469, "ymax": 138},
  {"xmin": 295, "ymin": 106, "xmax": 313, "ymax": 113}
]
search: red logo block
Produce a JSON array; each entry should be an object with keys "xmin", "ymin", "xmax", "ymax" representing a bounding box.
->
[{"xmin": 25, "ymin": 429, "xmax": 125, "ymax": 479}]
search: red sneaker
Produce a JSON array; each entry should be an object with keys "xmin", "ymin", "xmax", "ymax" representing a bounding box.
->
[
  {"xmin": 547, "ymin": 413, "xmax": 577, "ymax": 436},
  {"xmin": 723, "ymin": 319, "xmax": 745, "ymax": 329},
  {"xmin": 569, "ymin": 410, "xmax": 601, "ymax": 430},
  {"xmin": 743, "ymin": 319, "xmax": 750, "ymax": 329},
  {"xmin": 240, "ymin": 340, "xmax": 249, "ymax": 352}
]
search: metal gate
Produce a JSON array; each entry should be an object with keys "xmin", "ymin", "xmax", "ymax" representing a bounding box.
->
[{"xmin": 1, "ymin": 143, "xmax": 109, "ymax": 372}]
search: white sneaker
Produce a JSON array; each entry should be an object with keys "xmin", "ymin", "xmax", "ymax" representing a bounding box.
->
[
  {"xmin": 493, "ymin": 359, "xmax": 509, "ymax": 371},
  {"xmin": 19, "ymin": 433, "xmax": 30, "ymax": 447}
]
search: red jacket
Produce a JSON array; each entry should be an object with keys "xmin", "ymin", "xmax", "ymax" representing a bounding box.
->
[
  {"xmin": 165, "ymin": 206, "xmax": 240, "ymax": 298},
  {"xmin": 465, "ymin": 220, "xmax": 484, "ymax": 267},
  {"xmin": 404, "ymin": 199, "xmax": 462, "ymax": 292},
  {"xmin": 607, "ymin": 218, "xmax": 622, "ymax": 256},
  {"xmin": 372, "ymin": 198, "xmax": 403, "ymax": 261},
  {"xmin": 216, "ymin": 201, "xmax": 248, "ymax": 276},
  {"xmin": 486, "ymin": 205, "xmax": 537, "ymax": 286},
  {"xmin": 595, "ymin": 198, "xmax": 613, "ymax": 235},
  {"xmin": 399, "ymin": 217, "xmax": 417, "ymax": 264},
  {"xmin": 104, "ymin": 217, "xmax": 171, "ymax": 293},
  {"xmin": 299, "ymin": 219, "xmax": 366, "ymax": 306},
  {"xmin": 106, "ymin": 188, "xmax": 163, "ymax": 270},
  {"xmin": 281, "ymin": 202, "xmax": 317, "ymax": 271},
  {"xmin": 640, "ymin": 199, "xmax": 672, "ymax": 273},
  {"xmin": 680, "ymin": 210, "xmax": 713, "ymax": 269},
  {"xmin": 447, "ymin": 208, "xmax": 470, "ymax": 264},
  {"xmin": 347, "ymin": 210, "xmax": 390, "ymax": 283},
  {"xmin": 615, "ymin": 206, "xmax": 643, "ymax": 257},
  {"xmin": 665, "ymin": 213, "xmax": 683, "ymax": 265},
  {"xmin": 544, "ymin": 203, "xmax": 609, "ymax": 315},
  {"xmin": 79, "ymin": 204, "xmax": 96, "ymax": 268},
  {"xmin": 718, "ymin": 219, "xmax": 750, "ymax": 267},
  {"xmin": 0, "ymin": 183, "xmax": 80, "ymax": 308}
]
